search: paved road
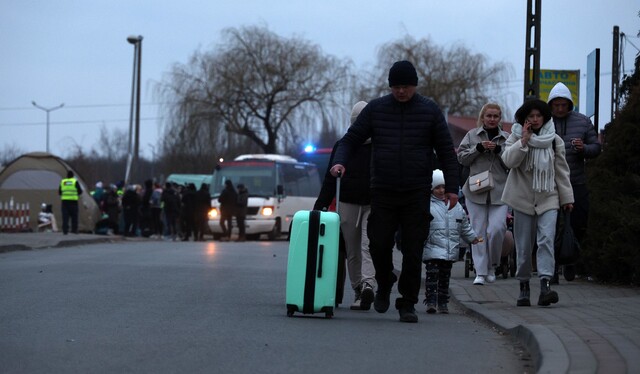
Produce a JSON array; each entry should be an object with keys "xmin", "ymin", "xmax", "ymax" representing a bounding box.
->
[{"xmin": 0, "ymin": 239, "xmax": 529, "ymax": 373}]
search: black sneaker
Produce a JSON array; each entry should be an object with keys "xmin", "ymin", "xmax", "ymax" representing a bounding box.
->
[
  {"xmin": 374, "ymin": 288, "xmax": 391, "ymax": 313},
  {"xmin": 360, "ymin": 283, "xmax": 374, "ymax": 311},
  {"xmin": 398, "ymin": 306, "xmax": 418, "ymax": 323},
  {"xmin": 373, "ymin": 273, "xmax": 397, "ymax": 313}
]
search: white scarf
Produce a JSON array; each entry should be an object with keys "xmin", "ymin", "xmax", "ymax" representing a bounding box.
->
[{"xmin": 511, "ymin": 119, "xmax": 556, "ymax": 192}]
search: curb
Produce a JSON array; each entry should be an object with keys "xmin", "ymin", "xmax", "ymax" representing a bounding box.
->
[
  {"xmin": 0, "ymin": 236, "xmax": 125, "ymax": 253},
  {"xmin": 450, "ymin": 283, "xmax": 570, "ymax": 374},
  {"xmin": 0, "ymin": 244, "xmax": 31, "ymax": 252}
]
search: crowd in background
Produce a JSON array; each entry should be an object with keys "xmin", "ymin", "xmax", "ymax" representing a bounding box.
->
[{"xmin": 91, "ymin": 179, "xmax": 212, "ymax": 241}]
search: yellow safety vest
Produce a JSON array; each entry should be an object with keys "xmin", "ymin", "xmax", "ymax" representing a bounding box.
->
[{"xmin": 60, "ymin": 178, "xmax": 79, "ymax": 201}]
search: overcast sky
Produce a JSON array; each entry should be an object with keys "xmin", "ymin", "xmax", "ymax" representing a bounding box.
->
[{"xmin": 1, "ymin": 0, "xmax": 638, "ymax": 161}]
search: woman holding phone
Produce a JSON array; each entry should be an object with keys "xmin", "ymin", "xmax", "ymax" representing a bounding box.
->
[
  {"xmin": 457, "ymin": 103, "xmax": 510, "ymax": 286},
  {"xmin": 501, "ymin": 99, "xmax": 574, "ymax": 307}
]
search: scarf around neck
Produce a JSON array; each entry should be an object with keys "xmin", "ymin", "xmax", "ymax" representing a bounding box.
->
[{"xmin": 511, "ymin": 119, "xmax": 556, "ymax": 192}]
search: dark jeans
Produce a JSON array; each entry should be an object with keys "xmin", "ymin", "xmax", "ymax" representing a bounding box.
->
[
  {"xmin": 554, "ymin": 183, "xmax": 589, "ymax": 276},
  {"xmin": 367, "ymin": 188, "xmax": 430, "ymax": 307},
  {"xmin": 61, "ymin": 200, "xmax": 79, "ymax": 234},
  {"xmin": 424, "ymin": 259, "xmax": 453, "ymax": 305},
  {"xmin": 163, "ymin": 211, "xmax": 178, "ymax": 238}
]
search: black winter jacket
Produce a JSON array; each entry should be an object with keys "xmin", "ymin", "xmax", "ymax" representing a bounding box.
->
[
  {"xmin": 553, "ymin": 112, "xmax": 601, "ymax": 185},
  {"xmin": 314, "ymin": 141, "xmax": 371, "ymax": 210},
  {"xmin": 332, "ymin": 93, "xmax": 459, "ymax": 193}
]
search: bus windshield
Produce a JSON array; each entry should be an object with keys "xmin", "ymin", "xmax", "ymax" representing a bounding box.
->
[{"xmin": 209, "ymin": 164, "xmax": 276, "ymax": 198}]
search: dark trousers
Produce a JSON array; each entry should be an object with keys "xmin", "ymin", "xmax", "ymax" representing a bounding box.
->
[
  {"xmin": 123, "ymin": 209, "xmax": 138, "ymax": 236},
  {"xmin": 193, "ymin": 211, "xmax": 207, "ymax": 240},
  {"xmin": 424, "ymin": 259, "xmax": 453, "ymax": 305},
  {"xmin": 571, "ymin": 184, "xmax": 589, "ymax": 243},
  {"xmin": 236, "ymin": 215, "xmax": 246, "ymax": 237},
  {"xmin": 220, "ymin": 212, "xmax": 233, "ymax": 238},
  {"xmin": 367, "ymin": 188, "xmax": 430, "ymax": 307},
  {"xmin": 61, "ymin": 200, "xmax": 79, "ymax": 234},
  {"xmin": 151, "ymin": 207, "xmax": 163, "ymax": 236}
]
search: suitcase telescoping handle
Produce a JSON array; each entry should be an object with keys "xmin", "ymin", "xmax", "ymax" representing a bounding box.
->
[{"xmin": 335, "ymin": 171, "xmax": 341, "ymax": 214}]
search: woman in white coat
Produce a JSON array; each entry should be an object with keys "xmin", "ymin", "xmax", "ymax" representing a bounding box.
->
[
  {"xmin": 457, "ymin": 103, "xmax": 510, "ymax": 286},
  {"xmin": 501, "ymin": 99, "xmax": 574, "ymax": 307}
]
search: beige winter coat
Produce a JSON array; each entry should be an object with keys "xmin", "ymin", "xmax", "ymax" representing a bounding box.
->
[
  {"xmin": 501, "ymin": 130, "xmax": 574, "ymax": 215},
  {"xmin": 458, "ymin": 127, "xmax": 510, "ymax": 205}
]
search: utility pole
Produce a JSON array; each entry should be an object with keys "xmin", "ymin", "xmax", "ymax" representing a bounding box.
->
[
  {"xmin": 611, "ymin": 26, "xmax": 620, "ymax": 121},
  {"xmin": 31, "ymin": 101, "xmax": 64, "ymax": 154},
  {"xmin": 523, "ymin": 0, "xmax": 542, "ymax": 101},
  {"xmin": 124, "ymin": 35, "xmax": 143, "ymax": 186}
]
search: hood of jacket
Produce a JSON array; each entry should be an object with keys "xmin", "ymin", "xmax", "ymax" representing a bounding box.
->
[{"xmin": 548, "ymin": 82, "xmax": 574, "ymax": 111}]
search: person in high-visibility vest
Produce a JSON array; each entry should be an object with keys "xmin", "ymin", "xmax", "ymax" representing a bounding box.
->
[{"xmin": 59, "ymin": 170, "xmax": 83, "ymax": 234}]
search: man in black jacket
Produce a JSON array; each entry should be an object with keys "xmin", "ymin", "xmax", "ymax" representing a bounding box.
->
[
  {"xmin": 330, "ymin": 60, "xmax": 459, "ymax": 323},
  {"xmin": 314, "ymin": 101, "xmax": 374, "ymax": 311}
]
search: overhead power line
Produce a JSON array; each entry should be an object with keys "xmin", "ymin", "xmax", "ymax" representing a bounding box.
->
[
  {"xmin": 0, "ymin": 117, "xmax": 163, "ymax": 127},
  {"xmin": 0, "ymin": 102, "xmax": 166, "ymax": 112}
]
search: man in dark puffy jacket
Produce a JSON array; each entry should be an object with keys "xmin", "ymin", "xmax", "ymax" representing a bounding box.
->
[
  {"xmin": 330, "ymin": 60, "xmax": 459, "ymax": 323},
  {"xmin": 548, "ymin": 82, "xmax": 601, "ymax": 282},
  {"xmin": 315, "ymin": 101, "xmax": 374, "ymax": 311}
]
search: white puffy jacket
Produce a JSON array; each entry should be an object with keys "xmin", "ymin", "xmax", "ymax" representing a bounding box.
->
[{"xmin": 422, "ymin": 195, "xmax": 477, "ymax": 262}]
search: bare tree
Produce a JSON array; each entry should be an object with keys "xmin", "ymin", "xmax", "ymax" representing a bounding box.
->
[
  {"xmin": 358, "ymin": 35, "xmax": 513, "ymax": 117},
  {"xmin": 157, "ymin": 25, "xmax": 351, "ymax": 156},
  {"xmin": 0, "ymin": 144, "xmax": 26, "ymax": 166},
  {"xmin": 94, "ymin": 124, "xmax": 128, "ymax": 160}
]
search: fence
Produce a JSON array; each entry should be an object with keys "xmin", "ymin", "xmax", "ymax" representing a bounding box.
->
[{"xmin": 0, "ymin": 199, "xmax": 31, "ymax": 232}]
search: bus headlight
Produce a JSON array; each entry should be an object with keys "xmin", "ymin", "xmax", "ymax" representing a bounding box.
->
[
  {"xmin": 208, "ymin": 208, "xmax": 219, "ymax": 219},
  {"xmin": 261, "ymin": 206, "xmax": 274, "ymax": 216}
]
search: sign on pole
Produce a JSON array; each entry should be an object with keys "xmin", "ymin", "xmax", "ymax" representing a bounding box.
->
[{"xmin": 530, "ymin": 69, "xmax": 580, "ymax": 111}]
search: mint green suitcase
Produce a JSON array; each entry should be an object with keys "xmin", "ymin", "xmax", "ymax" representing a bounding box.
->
[{"xmin": 286, "ymin": 210, "xmax": 340, "ymax": 318}]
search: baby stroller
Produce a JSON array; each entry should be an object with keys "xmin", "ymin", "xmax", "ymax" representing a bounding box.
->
[{"xmin": 495, "ymin": 211, "xmax": 516, "ymax": 278}]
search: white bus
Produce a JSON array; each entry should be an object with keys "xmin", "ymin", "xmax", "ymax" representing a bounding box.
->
[{"xmin": 207, "ymin": 154, "xmax": 321, "ymax": 240}]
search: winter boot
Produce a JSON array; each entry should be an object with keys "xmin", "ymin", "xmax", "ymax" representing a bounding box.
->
[
  {"xmin": 516, "ymin": 281, "xmax": 531, "ymax": 307},
  {"xmin": 538, "ymin": 278, "xmax": 559, "ymax": 306}
]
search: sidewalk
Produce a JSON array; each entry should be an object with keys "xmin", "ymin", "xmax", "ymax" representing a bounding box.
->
[
  {"xmin": 0, "ymin": 232, "xmax": 124, "ymax": 252},
  {"xmin": 449, "ymin": 263, "xmax": 640, "ymax": 374},
  {"xmin": 2, "ymin": 233, "xmax": 639, "ymax": 373}
]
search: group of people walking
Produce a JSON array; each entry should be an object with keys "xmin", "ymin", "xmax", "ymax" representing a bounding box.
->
[
  {"xmin": 324, "ymin": 60, "xmax": 600, "ymax": 323},
  {"xmin": 88, "ymin": 179, "xmax": 212, "ymax": 241}
]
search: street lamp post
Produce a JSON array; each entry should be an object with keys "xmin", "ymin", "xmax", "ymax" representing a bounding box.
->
[
  {"xmin": 124, "ymin": 35, "xmax": 143, "ymax": 186},
  {"xmin": 31, "ymin": 101, "xmax": 64, "ymax": 154}
]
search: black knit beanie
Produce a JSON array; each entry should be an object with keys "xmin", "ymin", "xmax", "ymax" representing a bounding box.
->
[{"xmin": 388, "ymin": 60, "xmax": 418, "ymax": 87}]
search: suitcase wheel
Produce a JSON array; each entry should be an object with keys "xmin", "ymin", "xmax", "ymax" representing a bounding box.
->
[
  {"xmin": 325, "ymin": 311, "xmax": 333, "ymax": 319},
  {"xmin": 286, "ymin": 305, "xmax": 296, "ymax": 317}
]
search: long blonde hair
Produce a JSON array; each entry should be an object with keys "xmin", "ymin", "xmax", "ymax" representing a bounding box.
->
[{"xmin": 476, "ymin": 103, "xmax": 503, "ymax": 128}]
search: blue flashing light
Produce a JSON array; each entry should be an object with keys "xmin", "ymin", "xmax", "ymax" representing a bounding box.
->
[{"xmin": 303, "ymin": 144, "xmax": 316, "ymax": 153}]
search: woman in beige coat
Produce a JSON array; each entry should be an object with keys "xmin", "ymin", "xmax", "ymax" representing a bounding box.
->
[
  {"xmin": 458, "ymin": 103, "xmax": 510, "ymax": 286},
  {"xmin": 501, "ymin": 99, "xmax": 574, "ymax": 307}
]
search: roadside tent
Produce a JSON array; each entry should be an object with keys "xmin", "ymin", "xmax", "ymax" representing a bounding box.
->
[{"xmin": 0, "ymin": 152, "xmax": 100, "ymax": 232}]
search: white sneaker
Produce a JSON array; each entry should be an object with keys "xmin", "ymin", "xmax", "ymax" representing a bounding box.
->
[
  {"xmin": 473, "ymin": 275, "xmax": 485, "ymax": 285},
  {"xmin": 486, "ymin": 269, "xmax": 496, "ymax": 283}
]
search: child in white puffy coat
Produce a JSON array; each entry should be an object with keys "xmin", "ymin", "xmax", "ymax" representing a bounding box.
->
[{"xmin": 423, "ymin": 170, "xmax": 480, "ymax": 314}]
